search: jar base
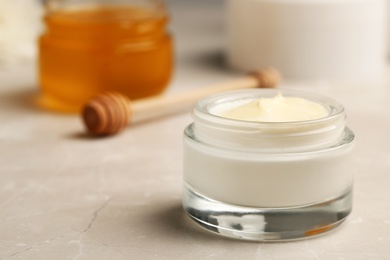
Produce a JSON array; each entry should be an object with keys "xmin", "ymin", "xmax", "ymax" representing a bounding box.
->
[{"xmin": 183, "ymin": 184, "xmax": 352, "ymax": 241}]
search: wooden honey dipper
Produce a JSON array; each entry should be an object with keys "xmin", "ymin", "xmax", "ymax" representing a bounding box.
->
[{"xmin": 82, "ymin": 68, "xmax": 281, "ymax": 135}]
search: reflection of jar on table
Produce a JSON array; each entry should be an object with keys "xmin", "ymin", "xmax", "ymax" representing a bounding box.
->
[{"xmin": 39, "ymin": 0, "xmax": 173, "ymax": 113}]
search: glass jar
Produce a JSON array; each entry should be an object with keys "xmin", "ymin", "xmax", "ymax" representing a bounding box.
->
[
  {"xmin": 183, "ymin": 88, "xmax": 355, "ymax": 241},
  {"xmin": 38, "ymin": 0, "xmax": 173, "ymax": 112}
]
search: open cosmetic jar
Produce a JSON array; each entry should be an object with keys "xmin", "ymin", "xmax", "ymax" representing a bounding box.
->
[{"xmin": 182, "ymin": 89, "xmax": 355, "ymax": 241}]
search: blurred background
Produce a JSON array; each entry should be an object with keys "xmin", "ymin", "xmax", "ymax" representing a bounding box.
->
[
  {"xmin": 0, "ymin": 0, "xmax": 43, "ymax": 67},
  {"xmin": 0, "ymin": 0, "xmax": 389, "ymax": 110}
]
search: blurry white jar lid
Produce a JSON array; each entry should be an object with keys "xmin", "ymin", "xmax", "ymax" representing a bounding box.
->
[{"xmin": 227, "ymin": 0, "xmax": 389, "ymax": 82}]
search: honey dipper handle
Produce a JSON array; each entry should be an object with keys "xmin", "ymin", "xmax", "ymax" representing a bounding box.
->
[
  {"xmin": 131, "ymin": 67, "xmax": 281, "ymax": 123},
  {"xmin": 131, "ymin": 77, "xmax": 258, "ymax": 123}
]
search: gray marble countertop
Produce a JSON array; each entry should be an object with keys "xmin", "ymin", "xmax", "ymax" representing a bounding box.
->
[{"xmin": 1, "ymin": 1, "xmax": 390, "ymax": 259}]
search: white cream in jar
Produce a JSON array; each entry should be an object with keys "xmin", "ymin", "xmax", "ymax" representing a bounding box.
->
[
  {"xmin": 220, "ymin": 92, "xmax": 329, "ymax": 122},
  {"xmin": 182, "ymin": 89, "xmax": 355, "ymax": 241}
]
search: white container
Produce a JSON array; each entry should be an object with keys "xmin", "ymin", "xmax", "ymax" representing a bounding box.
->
[
  {"xmin": 227, "ymin": 0, "xmax": 389, "ymax": 81},
  {"xmin": 388, "ymin": 0, "xmax": 390, "ymax": 55},
  {"xmin": 183, "ymin": 89, "xmax": 355, "ymax": 241}
]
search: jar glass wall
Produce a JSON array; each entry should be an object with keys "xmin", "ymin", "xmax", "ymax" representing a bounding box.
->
[{"xmin": 39, "ymin": 0, "xmax": 173, "ymax": 112}]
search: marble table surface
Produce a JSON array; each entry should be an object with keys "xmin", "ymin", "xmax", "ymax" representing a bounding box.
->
[{"xmin": 1, "ymin": 1, "xmax": 390, "ymax": 259}]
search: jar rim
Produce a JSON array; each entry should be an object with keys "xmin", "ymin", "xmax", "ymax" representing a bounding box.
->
[
  {"xmin": 191, "ymin": 88, "xmax": 349, "ymax": 152},
  {"xmin": 45, "ymin": 0, "xmax": 167, "ymax": 20},
  {"xmin": 193, "ymin": 88, "xmax": 345, "ymax": 130}
]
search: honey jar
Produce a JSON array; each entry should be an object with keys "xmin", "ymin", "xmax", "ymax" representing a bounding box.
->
[{"xmin": 38, "ymin": 0, "xmax": 173, "ymax": 112}]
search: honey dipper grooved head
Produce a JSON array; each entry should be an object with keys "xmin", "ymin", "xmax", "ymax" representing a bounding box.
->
[
  {"xmin": 82, "ymin": 92, "xmax": 130, "ymax": 135},
  {"xmin": 250, "ymin": 67, "xmax": 281, "ymax": 88}
]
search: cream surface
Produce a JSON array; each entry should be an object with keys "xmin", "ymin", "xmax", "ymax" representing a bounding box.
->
[{"xmin": 220, "ymin": 93, "xmax": 329, "ymax": 122}]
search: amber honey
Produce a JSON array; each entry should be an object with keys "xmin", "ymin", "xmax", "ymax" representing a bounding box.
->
[{"xmin": 39, "ymin": 4, "xmax": 173, "ymax": 112}]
